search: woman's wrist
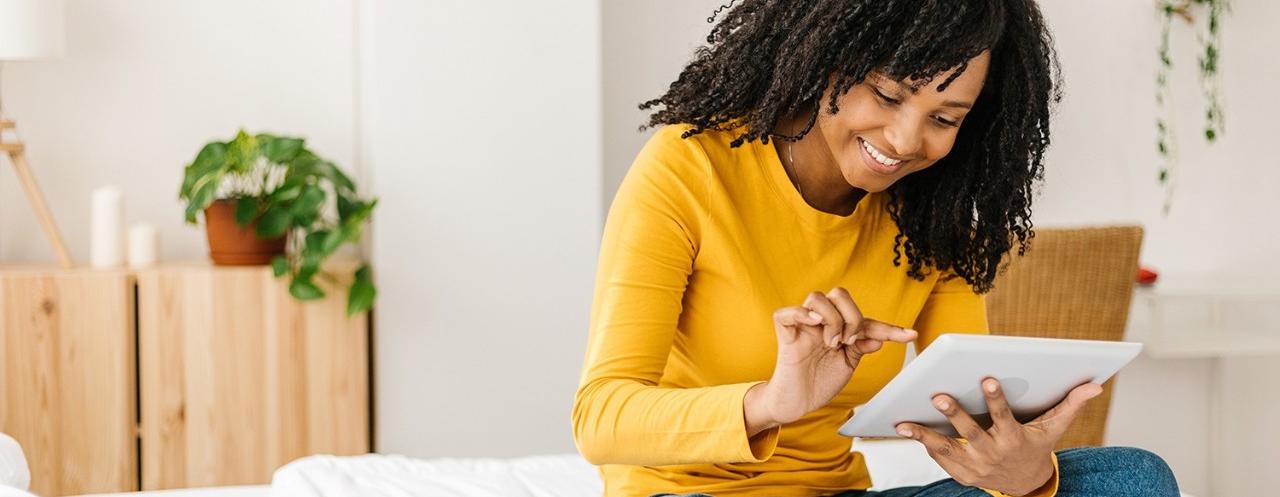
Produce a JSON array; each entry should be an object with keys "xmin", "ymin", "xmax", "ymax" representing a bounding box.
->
[
  {"xmin": 1008, "ymin": 454, "xmax": 1056, "ymax": 496},
  {"xmin": 744, "ymin": 382, "xmax": 781, "ymax": 438}
]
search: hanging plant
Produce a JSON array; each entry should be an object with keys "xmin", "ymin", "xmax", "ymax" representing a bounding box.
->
[{"xmin": 1155, "ymin": 0, "xmax": 1227, "ymax": 214}]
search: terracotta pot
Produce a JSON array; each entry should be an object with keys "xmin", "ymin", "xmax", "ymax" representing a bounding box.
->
[{"xmin": 203, "ymin": 199, "xmax": 286, "ymax": 265}]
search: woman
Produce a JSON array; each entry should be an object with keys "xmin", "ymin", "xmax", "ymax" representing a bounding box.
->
[{"xmin": 572, "ymin": 1, "xmax": 1179, "ymax": 496}]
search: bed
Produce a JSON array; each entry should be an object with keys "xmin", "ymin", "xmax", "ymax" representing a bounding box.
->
[{"xmin": 2, "ymin": 435, "xmax": 1191, "ymax": 497}]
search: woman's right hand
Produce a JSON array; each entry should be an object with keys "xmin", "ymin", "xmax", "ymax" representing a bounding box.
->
[{"xmin": 746, "ymin": 288, "xmax": 918, "ymax": 433}]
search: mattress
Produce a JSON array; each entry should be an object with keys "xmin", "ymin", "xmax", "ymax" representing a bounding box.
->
[{"xmin": 64, "ymin": 440, "xmax": 1197, "ymax": 497}]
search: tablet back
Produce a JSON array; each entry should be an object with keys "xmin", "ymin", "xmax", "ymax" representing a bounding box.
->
[{"xmin": 838, "ymin": 333, "xmax": 1141, "ymax": 438}]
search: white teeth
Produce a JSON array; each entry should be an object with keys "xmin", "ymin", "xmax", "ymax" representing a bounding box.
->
[{"xmin": 861, "ymin": 139, "xmax": 902, "ymax": 166}]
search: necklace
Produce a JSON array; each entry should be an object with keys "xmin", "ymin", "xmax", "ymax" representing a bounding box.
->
[{"xmin": 785, "ymin": 139, "xmax": 805, "ymax": 198}]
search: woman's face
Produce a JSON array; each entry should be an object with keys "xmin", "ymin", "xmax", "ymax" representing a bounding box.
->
[{"xmin": 815, "ymin": 51, "xmax": 990, "ymax": 193}]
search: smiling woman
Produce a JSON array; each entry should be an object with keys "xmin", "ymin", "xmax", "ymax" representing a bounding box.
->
[
  {"xmin": 640, "ymin": 0, "xmax": 1055, "ymax": 294},
  {"xmin": 572, "ymin": 1, "xmax": 1180, "ymax": 497}
]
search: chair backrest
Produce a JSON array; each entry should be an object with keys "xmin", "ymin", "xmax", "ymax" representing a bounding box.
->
[{"xmin": 985, "ymin": 225, "xmax": 1144, "ymax": 449}]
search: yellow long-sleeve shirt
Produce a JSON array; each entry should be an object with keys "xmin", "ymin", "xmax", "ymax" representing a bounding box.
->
[{"xmin": 572, "ymin": 124, "xmax": 1058, "ymax": 497}]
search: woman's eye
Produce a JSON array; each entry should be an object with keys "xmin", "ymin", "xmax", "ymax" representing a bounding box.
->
[
  {"xmin": 933, "ymin": 116, "xmax": 959, "ymax": 128},
  {"xmin": 873, "ymin": 88, "xmax": 900, "ymax": 105}
]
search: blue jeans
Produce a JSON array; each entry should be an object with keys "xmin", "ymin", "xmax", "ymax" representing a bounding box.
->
[{"xmin": 650, "ymin": 446, "xmax": 1180, "ymax": 497}]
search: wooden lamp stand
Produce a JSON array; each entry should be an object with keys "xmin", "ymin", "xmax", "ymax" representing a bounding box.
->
[{"xmin": 0, "ymin": 118, "xmax": 74, "ymax": 268}]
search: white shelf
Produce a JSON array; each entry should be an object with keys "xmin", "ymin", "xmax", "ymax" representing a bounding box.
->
[{"xmin": 1126, "ymin": 285, "xmax": 1280, "ymax": 359}]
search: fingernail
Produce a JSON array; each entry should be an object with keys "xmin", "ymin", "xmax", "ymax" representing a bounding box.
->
[
  {"xmin": 829, "ymin": 335, "xmax": 840, "ymax": 348},
  {"xmin": 809, "ymin": 311, "xmax": 823, "ymax": 321},
  {"xmin": 934, "ymin": 398, "xmax": 950, "ymax": 410},
  {"xmin": 896, "ymin": 426, "xmax": 913, "ymax": 437},
  {"xmin": 984, "ymin": 379, "xmax": 998, "ymax": 393}
]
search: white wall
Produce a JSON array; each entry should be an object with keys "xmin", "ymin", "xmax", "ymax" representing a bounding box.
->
[
  {"xmin": 366, "ymin": 0, "xmax": 601, "ymax": 457},
  {"xmin": 1038, "ymin": 2, "xmax": 1280, "ymax": 496},
  {"xmin": 601, "ymin": 2, "xmax": 1279, "ymax": 496},
  {"xmin": 0, "ymin": 0, "xmax": 356, "ymax": 264},
  {"xmin": 2, "ymin": 0, "xmax": 601, "ymax": 461}
]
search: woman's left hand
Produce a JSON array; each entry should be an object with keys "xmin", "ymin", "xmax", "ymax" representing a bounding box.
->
[{"xmin": 895, "ymin": 378, "xmax": 1103, "ymax": 496}]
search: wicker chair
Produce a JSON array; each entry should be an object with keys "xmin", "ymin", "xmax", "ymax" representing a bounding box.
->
[{"xmin": 985, "ymin": 225, "xmax": 1144, "ymax": 450}]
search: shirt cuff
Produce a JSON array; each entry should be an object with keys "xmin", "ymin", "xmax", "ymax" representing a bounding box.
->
[
  {"xmin": 734, "ymin": 381, "xmax": 781, "ymax": 462},
  {"xmin": 982, "ymin": 451, "xmax": 1059, "ymax": 497}
]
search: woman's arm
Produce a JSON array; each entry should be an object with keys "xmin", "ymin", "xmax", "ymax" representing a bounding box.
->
[{"xmin": 571, "ymin": 126, "xmax": 780, "ymax": 467}]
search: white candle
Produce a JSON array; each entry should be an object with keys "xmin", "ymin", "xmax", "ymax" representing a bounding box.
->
[
  {"xmin": 127, "ymin": 224, "xmax": 158, "ymax": 268},
  {"xmin": 90, "ymin": 186, "xmax": 124, "ymax": 268}
]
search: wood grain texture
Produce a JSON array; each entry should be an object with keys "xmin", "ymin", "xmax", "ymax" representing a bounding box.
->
[
  {"xmin": 137, "ymin": 264, "xmax": 369, "ymax": 490},
  {"xmin": 0, "ymin": 268, "xmax": 137, "ymax": 496}
]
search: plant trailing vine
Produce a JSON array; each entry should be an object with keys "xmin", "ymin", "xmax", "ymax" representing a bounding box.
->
[
  {"xmin": 179, "ymin": 130, "xmax": 378, "ymax": 315},
  {"xmin": 1155, "ymin": 0, "xmax": 1227, "ymax": 214}
]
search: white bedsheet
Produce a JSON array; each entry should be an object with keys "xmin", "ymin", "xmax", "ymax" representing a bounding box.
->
[
  {"xmin": 271, "ymin": 453, "xmax": 599, "ymax": 497},
  {"xmin": 266, "ymin": 440, "xmax": 942, "ymax": 497},
  {"xmin": 56, "ymin": 440, "xmax": 1196, "ymax": 497}
]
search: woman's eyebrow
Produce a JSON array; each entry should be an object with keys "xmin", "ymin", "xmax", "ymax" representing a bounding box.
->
[{"xmin": 868, "ymin": 74, "xmax": 974, "ymax": 109}]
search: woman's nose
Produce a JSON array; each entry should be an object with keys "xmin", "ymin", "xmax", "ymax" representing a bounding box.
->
[{"xmin": 881, "ymin": 117, "xmax": 924, "ymax": 158}]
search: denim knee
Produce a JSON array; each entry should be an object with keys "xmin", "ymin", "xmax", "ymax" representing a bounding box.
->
[
  {"xmin": 1109, "ymin": 447, "xmax": 1177, "ymax": 488},
  {"xmin": 1058, "ymin": 446, "xmax": 1180, "ymax": 496}
]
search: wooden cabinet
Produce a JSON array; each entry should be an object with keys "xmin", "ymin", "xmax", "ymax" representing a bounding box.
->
[
  {"xmin": 0, "ymin": 268, "xmax": 136, "ymax": 496},
  {"xmin": 0, "ymin": 264, "xmax": 370, "ymax": 496}
]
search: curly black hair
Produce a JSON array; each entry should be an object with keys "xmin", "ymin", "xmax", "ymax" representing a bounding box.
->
[{"xmin": 639, "ymin": 0, "xmax": 1061, "ymax": 294}]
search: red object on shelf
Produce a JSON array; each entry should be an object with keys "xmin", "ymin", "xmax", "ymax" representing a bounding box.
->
[{"xmin": 1136, "ymin": 265, "xmax": 1159, "ymax": 286}]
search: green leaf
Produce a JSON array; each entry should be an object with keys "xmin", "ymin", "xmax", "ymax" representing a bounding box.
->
[
  {"xmin": 302, "ymin": 229, "xmax": 342, "ymax": 259},
  {"xmin": 227, "ymin": 130, "xmax": 260, "ymax": 173},
  {"xmin": 291, "ymin": 185, "xmax": 326, "ymax": 221},
  {"xmin": 180, "ymin": 142, "xmax": 229, "ymax": 200},
  {"xmin": 346, "ymin": 265, "xmax": 376, "ymax": 315},
  {"xmin": 343, "ymin": 197, "xmax": 378, "ymax": 227},
  {"xmin": 289, "ymin": 278, "xmax": 325, "ymax": 300},
  {"xmin": 235, "ymin": 197, "xmax": 258, "ymax": 226},
  {"xmin": 255, "ymin": 205, "xmax": 292, "ymax": 238},
  {"xmin": 321, "ymin": 229, "xmax": 345, "ymax": 254},
  {"xmin": 271, "ymin": 255, "xmax": 289, "ymax": 277},
  {"xmin": 304, "ymin": 229, "xmax": 328, "ymax": 254},
  {"xmin": 337, "ymin": 195, "xmax": 359, "ymax": 220},
  {"xmin": 293, "ymin": 154, "xmax": 355, "ymax": 193},
  {"xmin": 261, "ymin": 135, "xmax": 305, "ymax": 163},
  {"xmin": 184, "ymin": 181, "xmax": 219, "ymax": 224},
  {"xmin": 268, "ymin": 182, "xmax": 303, "ymax": 203}
]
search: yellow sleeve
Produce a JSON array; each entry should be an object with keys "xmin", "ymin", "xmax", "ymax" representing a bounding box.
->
[
  {"xmin": 571, "ymin": 126, "xmax": 781, "ymax": 467},
  {"xmin": 915, "ymin": 274, "xmax": 1060, "ymax": 497},
  {"xmin": 913, "ymin": 270, "xmax": 990, "ymax": 351},
  {"xmin": 982, "ymin": 453, "xmax": 1060, "ymax": 497}
]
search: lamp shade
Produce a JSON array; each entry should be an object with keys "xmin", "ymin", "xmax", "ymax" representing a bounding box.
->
[{"xmin": 0, "ymin": 0, "xmax": 65, "ymax": 60}]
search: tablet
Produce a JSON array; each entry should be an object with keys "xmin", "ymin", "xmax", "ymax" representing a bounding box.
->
[{"xmin": 838, "ymin": 333, "xmax": 1141, "ymax": 438}]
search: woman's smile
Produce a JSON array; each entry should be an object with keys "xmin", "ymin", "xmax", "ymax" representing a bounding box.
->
[{"xmin": 857, "ymin": 137, "xmax": 909, "ymax": 176}]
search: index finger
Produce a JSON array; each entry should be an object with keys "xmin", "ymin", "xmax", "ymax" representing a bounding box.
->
[
  {"xmin": 825, "ymin": 287, "xmax": 864, "ymax": 345},
  {"xmin": 897, "ymin": 422, "xmax": 968, "ymax": 463},
  {"xmin": 803, "ymin": 291, "xmax": 845, "ymax": 349},
  {"xmin": 857, "ymin": 319, "xmax": 918, "ymax": 345}
]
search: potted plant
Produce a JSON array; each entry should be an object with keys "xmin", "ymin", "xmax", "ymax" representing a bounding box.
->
[{"xmin": 179, "ymin": 129, "xmax": 377, "ymax": 315}]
